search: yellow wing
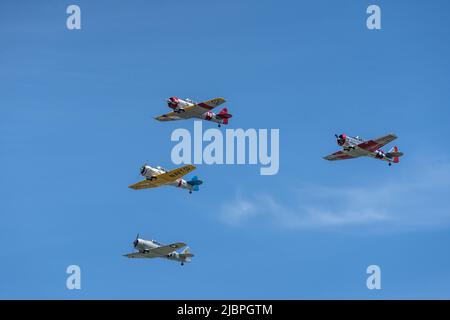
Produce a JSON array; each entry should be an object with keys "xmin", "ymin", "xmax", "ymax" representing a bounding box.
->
[
  {"xmin": 128, "ymin": 179, "xmax": 166, "ymax": 190},
  {"xmin": 128, "ymin": 164, "xmax": 196, "ymax": 190},
  {"xmin": 155, "ymin": 97, "xmax": 226, "ymax": 121}
]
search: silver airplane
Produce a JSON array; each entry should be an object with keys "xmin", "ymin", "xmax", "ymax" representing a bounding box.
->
[{"xmin": 123, "ymin": 234, "xmax": 194, "ymax": 266}]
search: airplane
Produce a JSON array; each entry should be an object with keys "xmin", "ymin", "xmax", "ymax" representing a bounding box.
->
[
  {"xmin": 124, "ymin": 234, "xmax": 194, "ymax": 266},
  {"xmin": 155, "ymin": 97, "xmax": 232, "ymax": 127},
  {"xmin": 128, "ymin": 164, "xmax": 203, "ymax": 194},
  {"xmin": 323, "ymin": 133, "xmax": 404, "ymax": 166}
]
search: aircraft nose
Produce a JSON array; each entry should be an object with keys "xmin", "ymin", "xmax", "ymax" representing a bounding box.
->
[
  {"xmin": 168, "ymin": 96, "xmax": 179, "ymax": 104},
  {"xmin": 133, "ymin": 233, "xmax": 139, "ymax": 248},
  {"xmin": 140, "ymin": 166, "xmax": 146, "ymax": 175},
  {"xmin": 336, "ymin": 133, "xmax": 346, "ymax": 146}
]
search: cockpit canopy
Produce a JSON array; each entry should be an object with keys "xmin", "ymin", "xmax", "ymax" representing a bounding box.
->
[{"xmin": 151, "ymin": 240, "xmax": 164, "ymax": 246}]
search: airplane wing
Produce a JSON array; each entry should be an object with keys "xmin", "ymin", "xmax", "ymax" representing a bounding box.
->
[
  {"xmin": 150, "ymin": 242, "xmax": 187, "ymax": 256},
  {"xmin": 123, "ymin": 252, "xmax": 159, "ymax": 259},
  {"xmin": 357, "ymin": 134, "xmax": 398, "ymax": 152},
  {"xmin": 128, "ymin": 179, "xmax": 166, "ymax": 190},
  {"xmin": 153, "ymin": 114, "xmax": 184, "ymax": 122},
  {"xmin": 155, "ymin": 97, "xmax": 226, "ymax": 121},
  {"xmin": 128, "ymin": 164, "xmax": 196, "ymax": 190},
  {"xmin": 124, "ymin": 243, "xmax": 186, "ymax": 258},
  {"xmin": 323, "ymin": 150, "xmax": 359, "ymax": 161}
]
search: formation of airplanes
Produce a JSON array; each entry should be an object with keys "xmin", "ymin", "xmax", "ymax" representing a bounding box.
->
[{"xmin": 124, "ymin": 96, "xmax": 405, "ymax": 266}]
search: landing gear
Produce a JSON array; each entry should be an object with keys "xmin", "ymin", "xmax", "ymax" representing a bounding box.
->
[
  {"xmin": 148, "ymin": 176, "xmax": 156, "ymax": 181},
  {"xmin": 218, "ymin": 124, "xmax": 221, "ymax": 128},
  {"xmin": 388, "ymin": 162, "xmax": 392, "ymax": 166},
  {"xmin": 175, "ymin": 108, "xmax": 186, "ymax": 114},
  {"xmin": 181, "ymin": 262, "xmax": 184, "ymax": 266},
  {"xmin": 189, "ymin": 190, "xmax": 192, "ymax": 194}
]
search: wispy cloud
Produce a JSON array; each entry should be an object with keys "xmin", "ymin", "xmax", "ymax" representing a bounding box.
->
[
  {"xmin": 219, "ymin": 162, "xmax": 450, "ymax": 232},
  {"xmin": 220, "ymin": 196, "xmax": 260, "ymax": 226}
]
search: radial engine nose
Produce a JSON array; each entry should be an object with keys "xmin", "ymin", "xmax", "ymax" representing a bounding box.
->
[
  {"xmin": 167, "ymin": 96, "xmax": 179, "ymax": 108},
  {"xmin": 335, "ymin": 133, "xmax": 347, "ymax": 146},
  {"xmin": 133, "ymin": 233, "xmax": 140, "ymax": 248}
]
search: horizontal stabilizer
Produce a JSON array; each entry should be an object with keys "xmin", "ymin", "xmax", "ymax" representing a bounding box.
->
[
  {"xmin": 180, "ymin": 247, "xmax": 194, "ymax": 258},
  {"xmin": 187, "ymin": 176, "xmax": 203, "ymax": 192},
  {"xmin": 386, "ymin": 146, "xmax": 404, "ymax": 159},
  {"xmin": 216, "ymin": 108, "xmax": 232, "ymax": 119},
  {"xmin": 386, "ymin": 151, "xmax": 404, "ymax": 158}
]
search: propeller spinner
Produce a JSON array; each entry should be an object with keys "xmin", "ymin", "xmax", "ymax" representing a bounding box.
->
[
  {"xmin": 335, "ymin": 133, "xmax": 346, "ymax": 146},
  {"xmin": 133, "ymin": 233, "xmax": 139, "ymax": 248}
]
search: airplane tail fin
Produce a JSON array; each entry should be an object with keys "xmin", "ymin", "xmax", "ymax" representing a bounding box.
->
[
  {"xmin": 187, "ymin": 176, "xmax": 203, "ymax": 192},
  {"xmin": 216, "ymin": 108, "xmax": 232, "ymax": 124},
  {"xmin": 180, "ymin": 247, "xmax": 194, "ymax": 261},
  {"xmin": 386, "ymin": 146, "xmax": 404, "ymax": 163}
]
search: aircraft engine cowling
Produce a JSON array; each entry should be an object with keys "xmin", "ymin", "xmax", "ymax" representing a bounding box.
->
[
  {"xmin": 336, "ymin": 133, "xmax": 347, "ymax": 146},
  {"xmin": 140, "ymin": 166, "xmax": 153, "ymax": 178},
  {"xmin": 167, "ymin": 97, "xmax": 179, "ymax": 109}
]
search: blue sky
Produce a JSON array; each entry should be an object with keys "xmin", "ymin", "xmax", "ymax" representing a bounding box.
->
[{"xmin": 1, "ymin": 0, "xmax": 450, "ymax": 299}]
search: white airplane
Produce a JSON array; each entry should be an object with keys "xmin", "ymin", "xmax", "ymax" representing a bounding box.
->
[
  {"xmin": 324, "ymin": 133, "xmax": 404, "ymax": 166},
  {"xmin": 129, "ymin": 164, "xmax": 203, "ymax": 194},
  {"xmin": 155, "ymin": 97, "xmax": 232, "ymax": 127},
  {"xmin": 124, "ymin": 234, "xmax": 194, "ymax": 266}
]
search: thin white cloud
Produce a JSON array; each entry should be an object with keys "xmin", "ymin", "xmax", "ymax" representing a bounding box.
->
[
  {"xmin": 219, "ymin": 196, "xmax": 260, "ymax": 226},
  {"xmin": 219, "ymin": 162, "xmax": 450, "ymax": 232}
]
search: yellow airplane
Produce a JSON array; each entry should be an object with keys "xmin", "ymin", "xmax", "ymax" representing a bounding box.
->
[{"xmin": 129, "ymin": 164, "xmax": 203, "ymax": 194}]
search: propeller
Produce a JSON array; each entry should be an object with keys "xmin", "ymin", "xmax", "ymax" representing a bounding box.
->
[
  {"xmin": 140, "ymin": 161, "xmax": 150, "ymax": 176},
  {"xmin": 335, "ymin": 133, "xmax": 347, "ymax": 146},
  {"xmin": 133, "ymin": 233, "xmax": 139, "ymax": 248}
]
